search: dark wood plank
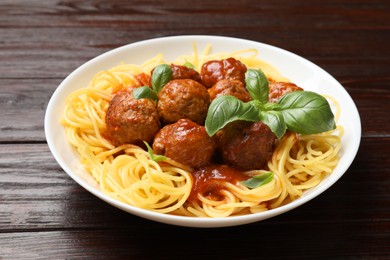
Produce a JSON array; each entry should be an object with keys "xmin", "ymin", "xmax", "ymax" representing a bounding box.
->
[
  {"xmin": 0, "ymin": 79, "xmax": 61, "ymax": 142},
  {"xmin": 1, "ymin": 0, "xmax": 389, "ymax": 258},
  {"xmin": 342, "ymin": 78, "xmax": 390, "ymax": 137},
  {"xmin": 1, "ymin": 26, "xmax": 388, "ymax": 80},
  {"xmin": 2, "ymin": 0, "xmax": 388, "ymax": 26},
  {"xmin": 1, "ymin": 219, "xmax": 388, "ymax": 259},
  {"xmin": 0, "ymin": 0, "xmax": 389, "ymax": 79}
]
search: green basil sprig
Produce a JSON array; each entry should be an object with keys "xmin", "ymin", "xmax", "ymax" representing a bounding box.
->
[
  {"xmin": 205, "ymin": 95, "xmax": 259, "ymax": 136},
  {"xmin": 245, "ymin": 68, "xmax": 269, "ymax": 104},
  {"xmin": 241, "ymin": 172, "xmax": 274, "ymax": 189},
  {"xmin": 205, "ymin": 68, "xmax": 336, "ymax": 139},
  {"xmin": 133, "ymin": 64, "xmax": 172, "ymax": 100},
  {"xmin": 143, "ymin": 141, "xmax": 167, "ymax": 162},
  {"xmin": 259, "ymin": 110, "xmax": 287, "ymax": 139},
  {"xmin": 183, "ymin": 61, "xmax": 195, "ymax": 69},
  {"xmin": 132, "ymin": 86, "xmax": 158, "ymax": 101},
  {"xmin": 277, "ymin": 91, "xmax": 336, "ymax": 135},
  {"xmin": 151, "ymin": 64, "xmax": 173, "ymax": 93}
]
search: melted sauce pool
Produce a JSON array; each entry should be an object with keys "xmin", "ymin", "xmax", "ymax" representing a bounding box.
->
[{"xmin": 189, "ymin": 165, "xmax": 250, "ymax": 203}]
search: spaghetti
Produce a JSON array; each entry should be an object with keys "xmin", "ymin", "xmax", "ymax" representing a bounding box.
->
[{"xmin": 62, "ymin": 46, "xmax": 342, "ymax": 218}]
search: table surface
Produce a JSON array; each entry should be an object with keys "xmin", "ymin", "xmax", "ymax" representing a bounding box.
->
[{"xmin": 1, "ymin": 0, "xmax": 389, "ymax": 259}]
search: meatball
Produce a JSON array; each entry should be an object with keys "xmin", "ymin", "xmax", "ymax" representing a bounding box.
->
[
  {"xmin": 269, "ymin": 81, "xmax": 303, "ymax": 103},
  {"xmin": 149, "ymin": 64, "xmax": 202, "ymax": 85},
  {"xmin": 201, "ymin": 57, "xmax": 247, "ymax": 88},
  {"xmin": 208, "ymin": 79, "xmax": 252, "ymax": 102},
  {"xmin": 157, "ymin": 79, "xmax": 210, "ymax": 125},
  {"xmin": 105, "ymin": 89, "xmax": 160, "ymax": 146},
  {"xmin": 170, "ymin": 64, "xmax": 202, "ymax": 82},
  {"xmin": 153, "ymin": 119, "xmax": 216, "ymax": 168},
  {"xmin": 217, "ymin": 121, "xmax": 276, "ymax": 170}
]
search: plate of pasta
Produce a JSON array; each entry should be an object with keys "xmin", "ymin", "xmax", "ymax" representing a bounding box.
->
[{"xmin": 45, "ymin": 35, "xmax": 361, "ymax": 227}]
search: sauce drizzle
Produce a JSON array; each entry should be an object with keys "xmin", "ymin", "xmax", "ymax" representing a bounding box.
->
[{"xmin": 188, "ymin": 165, "xmax": 250, "ymax": 203}]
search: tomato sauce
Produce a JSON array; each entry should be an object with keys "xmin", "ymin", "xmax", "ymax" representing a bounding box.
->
[{"xmin": 188, "ymin": 165, "xmax": 250, "ymax": 203}]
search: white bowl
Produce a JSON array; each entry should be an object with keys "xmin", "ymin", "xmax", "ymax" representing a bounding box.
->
[{"xmin": 45, "ymin": 35, "xmax": 361, "ymax": 228}]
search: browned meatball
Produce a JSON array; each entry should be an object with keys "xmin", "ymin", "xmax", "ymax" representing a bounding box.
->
[
  {"xmin": 153, "ymin": 119, "xmax": 216, "ymax": 168},
  {"xmin": 217, "ymin": 121, "xmax": 276, "ymax": 170},
  {"xmin": 105, "ymin": 89, "xmax": 160, "ymax": 146},
  {"xmin": 170, "ymin": 64, "xmax": 202, "ymax": 82},
  {"xmin": 208, "ymin": 79, "xmax": 252, "ymax": 102},
  {"xmin": 157, "ymin": 79, "xmax": 210, "ymax": 125},
  {"xmin": 149, "ymin": 64, "xmax": 202, "ymax": 85},
  {"xmin": 201, "ymin": 58, "xmax": 247, "ymax": 88},
  {"xmin": 269, "ymin": 81, "xmax": 303, "ymax": 103}
]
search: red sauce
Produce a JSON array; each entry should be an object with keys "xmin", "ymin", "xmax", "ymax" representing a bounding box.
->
[
  {"xmin": 134, "ymin": 73, "xmax": 151, "ymax": 87},
  {"xmin": 188, "ymin": 165, "xmax": 250, "ymax": 203}
]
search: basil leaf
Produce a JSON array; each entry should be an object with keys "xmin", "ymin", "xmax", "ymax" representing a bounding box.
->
[
  {"xmin": 241, "ymin": 172, "xmax": 274, "ymax": 189},
  {"xmin": 248, "ymin": 99, "xmax": 264, "ymax": 111},
  {"xmin": 143, "ymin": 141, "xmax": 167, "ymax": 162},
  {"xmin": 259, "ymin": 110, "xmax": 287, "ymax": 139},
  {"xmin": 151, "ymin": 64, "xmax": 173, "ymax": 93},
  {"xmin": 133, "ymin": 86, "xmax": 158, "ymax": 101},
  {"xmin": 205, "ymin": 95, "xmax": 259, "ymax": 136},
  {"xmin": 245, "ymin": 68, "xmax": 269, "ymax": 104},
  {"xmin": 263, "ymin": 102, "xmax": 282, "ymax": 111},
  {"xmin": 278, "ymin": 91, "xmax": 336, "ymax": 134},
  {"xmin": 183, "ymin": 61, "xmax": 195, "ymax": 69}
]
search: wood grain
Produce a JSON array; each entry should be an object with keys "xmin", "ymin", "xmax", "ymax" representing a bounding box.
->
[
  {"xmin": 0, "ymin": 0, "xmax": 389, "ymax": 80},
  {"xmin": 0, "ymin": 0, "xmax": 389, "ymax": 258},
  {"xmin": 0, "ymin": 220, "xmax": 388, "ymax": 259}
]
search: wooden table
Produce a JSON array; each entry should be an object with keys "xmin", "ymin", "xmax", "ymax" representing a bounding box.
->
[{"xmin": 1, "ymin": 0, "xmax": 389, "ymax": 258}]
